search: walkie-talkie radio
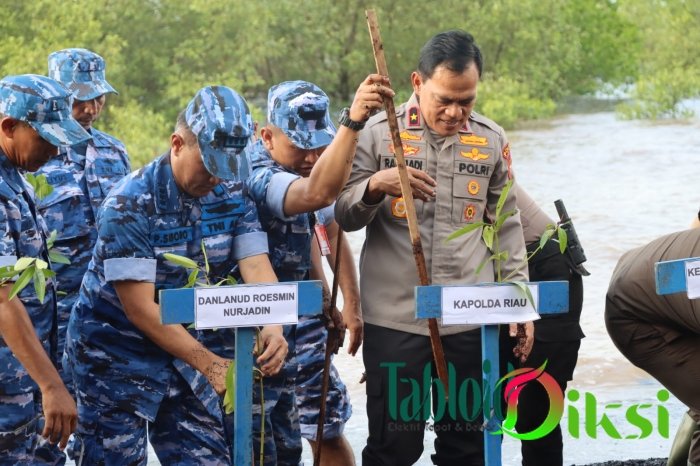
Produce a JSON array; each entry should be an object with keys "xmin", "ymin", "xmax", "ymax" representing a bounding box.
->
[{"xmin": 554, "ymin": 199, "xmax": 590, "ymax": 276}]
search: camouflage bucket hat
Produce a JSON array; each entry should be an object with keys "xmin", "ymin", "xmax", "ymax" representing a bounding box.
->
[
  {"xmin": 48, "ymin": 48, "xmax": 117, "ymax": 101},
  {"xmin": 0, "ymin": 74, "xmax": 91, "ymax": 147},
  {"xmin": 185, "ymin": 85, "xmax": 254, "ymax": 181},
  {"xmin": 267, "ymin": 80, "xmax": 336, "ymax": 150}
]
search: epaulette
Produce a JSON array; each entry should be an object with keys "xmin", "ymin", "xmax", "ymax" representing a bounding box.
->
[
  {"xmin": 0, "ymin": 180, "xmax": 14, "ymax": 201},
  {"xmin": 364, "ymin": 109, "xmax": 389, "ymax": 129},
  {"xmin": 92, "ymin": 128, "xmax": 127, "ymax": 151},
  {"xmin": 469, "ymin": 111, "xmax": 506, "ymax": 136}
]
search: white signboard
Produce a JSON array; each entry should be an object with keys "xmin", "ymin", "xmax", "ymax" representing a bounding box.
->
[
  {"xmin": 441, "ymin": 284, "xmax": 540, "ymax": 326},
  {"xmin": 194, "ymin": 283, "xmax": 299, "ymax": 329},
  {"xmin": 685, "ymin": 259, "xmax": 700, "ymax": 299}
]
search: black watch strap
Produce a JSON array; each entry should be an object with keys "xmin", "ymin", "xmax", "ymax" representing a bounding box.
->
[{"xmin": 338, "ymin": 107, "xmax": 365, "ymax": 131}]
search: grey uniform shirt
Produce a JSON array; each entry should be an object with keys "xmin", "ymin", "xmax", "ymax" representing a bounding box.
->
[
  {"xmin": 516, "ymin": 183, "xmax": 555, "ymax": 245},
  {"xmin": 335, "ymin": 94, "xmax": 528, "ymax": 336}
]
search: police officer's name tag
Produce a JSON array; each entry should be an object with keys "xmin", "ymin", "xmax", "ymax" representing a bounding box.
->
[
  {"xmin": 684, "ymin": 259, "xmax": 700, "ymax": 299},
  {"xmin": 194, "ymin": 283, "xmax": 299, "ymax": 329},
  {"xmin": 441, "ymin": 284, "xmax": 540, "ymax": 325}
]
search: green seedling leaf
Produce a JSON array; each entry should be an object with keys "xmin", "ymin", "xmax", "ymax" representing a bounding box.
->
[
  {"xmin": 163, "ymin": 253, "xmax": 198, "ymax": 269},
  {"xmin": 186, "ymin": 269, "xmax": 199, "ymax": 288},
  {"xmin": 33, "ymin": 267, "xmax": 46, "ymax": 303},
  {"xmin": 35, "ymin": 259, "xmax": 48, "ymax": 270},
  {"xmin": 539, "ymin": 227, "xmax": 555, "ymax": 250},
  {"xmin": 482, "ymin": 225, "xmax": 494, "ymax": 250},
  {"xmin": 0, "ymin": 265, "xmax": 17, "ymax": 279},
  {"xmin": 512, "ymin": 281, "xmax": 536, "ymax": 310},
  {"xmin": 222, "ymin": 361, "xmax": 237, "ymax": 414},
  {"xmin": 201, "ymin": 240, "xmax": 210, "ymax": 275},
  {"xmin": 26, "ymin": 174, "xmax": 53, "ymax": 200},
  {"xmin": 14, "ymin": 257, "xmax": 35, "ymax": 271},
  {"xmin": 557, "ymin": 227, "xmax": 568, "ymax": 254},
  {"xmin": 475, "ymin": 254, "xmax": 497, "ymax": 276},
  {"xmin": 47, "ymin": 230, "xmax": 58, "ymax": 249},
  {"xmin": 214, "ymin": 275, "xmax": 240, "ymax": 286},
  {"xmin": 498, "ymin": 250, "xmax": 509, "ymax": 262},
  {"xmin": 495, "ymin": 179, "xmax": 513, "ymax": 218},
  {"xmin": 494, "ymin": 209, "xmax": 517, "ymax": 230},
  {"xmin": 49, "ymin": 251, "xmax": 71, "ymax": 265},
  {"xmin": 445, "ymin": 221, "xmax": 487, "ymax": 242},
  {"xmin": 9, "ymin": 267, "xmax": 34, "ymax": 300},
  {"xmin": 43, "ymin": 269, "xmax": 55, "ymax": 279}
]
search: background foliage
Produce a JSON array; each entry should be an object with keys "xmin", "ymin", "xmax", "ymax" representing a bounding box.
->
[{"xmin": 1, "ymin": 0, "xmax": 696, "ymax": 167}]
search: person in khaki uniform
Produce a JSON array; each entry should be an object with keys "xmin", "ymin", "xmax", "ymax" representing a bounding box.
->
[
  {"xmin": 606, "ymin": 228, "xmax": 700, "ymax": 466},
  {"xmin": 335, "ymin": 30, "xmax": 532, "ymax": 465}
]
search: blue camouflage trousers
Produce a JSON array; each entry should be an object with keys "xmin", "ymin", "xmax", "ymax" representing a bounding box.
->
[
  {"xmin": 70, "ymin": 369, "xmax": 231, "ymax": 465},
  {"xmin": 0, "ymin": 391, "xmax": 41, "ymax": 465},
  {"xmin": 295, "ymin": 316, "xmax": 351, "ymax": 441},
  {"xmin": 0, "ymin": 390, "xmax": 68, "ymax": 465}
]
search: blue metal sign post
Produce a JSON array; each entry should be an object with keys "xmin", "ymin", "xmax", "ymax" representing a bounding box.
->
[
  {"xmin": 655, "ymin": 257, "xmax": 700, "ymax": 295},
  {"xmin": 159, "ymin": 280, "xmax": 323, "ymax": 466},
  {"xmin": 415, "ymin": 281, "xmax": 569, "ymax": 466}
]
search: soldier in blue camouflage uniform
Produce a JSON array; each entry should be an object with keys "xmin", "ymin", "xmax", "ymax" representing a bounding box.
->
[
  {"xmin": 36, "ymin": 48, "xmax": 130, "ymax": 389},
  {"xmin": 32, "ymin": 47, "xmax": 130, "ymax": 466},
  {"xmin": 0, "ymin": 74, "xmax": 90, "ymax": 465},
  {"xmin": 246, "ymin": 77, "xmax": 392, "ymax": 466},
  {"xmin": 63, "ymin": 85, "xmax": 288, "ymax": 465}
]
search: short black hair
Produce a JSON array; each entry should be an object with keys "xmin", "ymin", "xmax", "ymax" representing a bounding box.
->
[
  {"xmin": 417, "ymin": 30, "xmax": 483, "ymax": 79},
  {"xmin": 174, "ymin": 109, "xmax": 197, "ymax": 146}
]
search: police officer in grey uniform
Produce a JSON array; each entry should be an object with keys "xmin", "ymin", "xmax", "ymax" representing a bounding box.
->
[
  {"xmin": 0, "ymin": 74, "xmax": 90, "ymax": 465},
  {"xmin": 335, "ymin": 30, "xmax": 532, "ymax": 465},
  {"xmin": 606, "ymin": 228, "xmax": 700, "ymax": 466}
]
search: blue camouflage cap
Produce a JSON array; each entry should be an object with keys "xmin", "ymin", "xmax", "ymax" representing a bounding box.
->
[
  {"xmin": 185, "ymin": 85, "xmax": 254, "ymax": 181},
  {"xmin": 268, "ymin": 81, "xmax": 336, "ymax": 150},
  {"xmin": 0, "ymin": 74, "xmax": 91, "ymax": 147},
  {"xmin": 48, "ymin": 48, "xmax": 117, "ymax": 101}
]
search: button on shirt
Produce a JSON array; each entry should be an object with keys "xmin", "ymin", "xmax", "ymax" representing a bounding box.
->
[
  {"xmin": 65, "ymin": 153, "xmax": 268, "ymax": 421},
  {"xmin": 0, "ymin": 151, "xmax": 56, "ymax": 395}
]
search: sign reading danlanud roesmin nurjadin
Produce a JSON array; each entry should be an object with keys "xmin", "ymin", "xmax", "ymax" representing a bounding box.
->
[{"xmin": 194, "ymin": 283, "xmax": 299, "ymax": 329}]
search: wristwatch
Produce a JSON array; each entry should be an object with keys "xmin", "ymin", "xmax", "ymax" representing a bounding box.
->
[{"xmin": 338, "ymin": 107, "xmax": 366, "ymax": 131}]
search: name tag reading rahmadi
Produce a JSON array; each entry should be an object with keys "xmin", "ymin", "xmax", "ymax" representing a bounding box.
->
[
  {"xmin": 194, "ymin": 283, "xmax": 299, "ymax": 329},
  {"xmin": 684, "ymin": 259, "xmax": 700, "ymax": 299},
  {"xmin": 441, "ymin": 284, "xmax": 540, "ymax": 326}
]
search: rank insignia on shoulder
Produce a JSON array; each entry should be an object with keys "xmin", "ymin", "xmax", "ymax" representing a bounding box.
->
[
  {"xmin": 407, "ymin": 106, "xmax": 420, "ymax": 128},
  {"xmin": 502, "ymin": 143, "xmax": 513, "ymax": 179},
  {"xmin": 459, "ymin": 134, "xmax": 488, "ymax": 146},
  {"xmin": 399, "ymin": 130, "xmax": 421, "ymax": 141},
  {"xmin": 391, "ymin": 197, "xmax": 407, "ymax": 218},
  {"xmin": 464, "ymin": 204, "xmax": 477, "ymax": 222},
  {"xmin": 460, "ymin": 148, "xmax": 489, "ymax": 161}
]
